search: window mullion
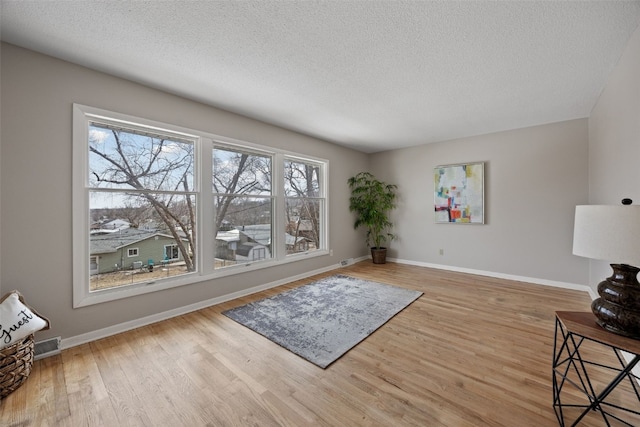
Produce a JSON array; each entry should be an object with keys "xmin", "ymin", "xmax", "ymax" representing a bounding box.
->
[
  {"xmin": 320, "ymin": 160, "xmax": 328, "ymax": 252},
  {"xmin": 274, "ymin": 153, "xmax": 286, "ymax": 261},
  {"xmin": 200, "ymin": 137, "xmax": 214, "ymax": 276}
]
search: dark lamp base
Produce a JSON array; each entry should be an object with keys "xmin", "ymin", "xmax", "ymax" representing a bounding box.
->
[
  {"xmin": 595, "ymin": 319, "xmax": 640, "ymax": 340},
  {"xmin": 591, "ymin": 264, "xmax": 640, "ymax": 340}
]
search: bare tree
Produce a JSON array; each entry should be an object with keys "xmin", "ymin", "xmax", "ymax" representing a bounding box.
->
[
  {"xmin": 213, "ymin": 148, "xmax": 271, "ymax": 233},
  {"xmin": 118, "ymin": 204, "xmax": 147, "ymax": 229},
  {"xmin": 284, "ymin": 161, "xmax": 320, "ymax": 250}
]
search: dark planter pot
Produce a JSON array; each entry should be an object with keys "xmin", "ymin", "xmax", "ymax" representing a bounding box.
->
[{"xmin": 371, "ymin": 247, "xmax": 387, "ymax": 264}]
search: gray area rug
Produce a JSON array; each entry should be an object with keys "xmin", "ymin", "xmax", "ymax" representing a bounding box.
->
[{"xmin": 222, "ymin": 275, "xmax": 423, "ymax": 368}]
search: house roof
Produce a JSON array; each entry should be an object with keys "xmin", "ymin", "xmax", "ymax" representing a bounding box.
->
[
  {"xmin": 2, "ymin": 2, "xmax": 639, "ymax": 153},
  {"xmin": 100, "ymin": 219, "xmax": 130, "ymax": 230},
  {"xmin": 216, "ymin": 229, "xmax": 240, "ymax": 244},
  {"xmin": 216, "ymin": 225, "xmax": 305, "ymax": 247},
  {"xmin": 239, "ymin": 225, "xmax": 272, "ymax": 246},
  {"xmin": 90, "ymin": 228, "xmax": 182, "ymax": 255},
  {"xmin": 285, "ymin": 233, "xmax": 307, "ymax": 247}
]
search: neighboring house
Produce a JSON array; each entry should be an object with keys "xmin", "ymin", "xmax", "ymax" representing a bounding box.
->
[
  {"xmin": 286, "ymin": 218, "xmax": 315, "ymax": 251},
  {"xmin": 285, "ymin": 232, "xmax": 310, "ymax": 252},
  {"xmin": 215, "ymin": 225, "xmax": 272, "ymax": 262},
  {"xmin": 215, "ymin": 229, "xmax": 241, "ymax": 261},
  {"xmin": 90, "ymin": 218, "xmax": 131, "ymax": 231},
  {"xmin": 215, "ymin": 224, "xmax": 308, "ymax": 262},
  {"xmin": 239, "ymin": 224, "xmax": 272, "ymax": 247},
  {"xmin": 90, "ymin": 228, "xmax": 189, "ymax": 274},
  {"xmin": 239, "ymin": 223, "xmax": 309, "ymax": 251},
  {"xmin": 101, "ymin": 219, "xmax": 131, "ymax": 230},
  {"xmin": 235, "ymin": 242, "xmax": 270, "ymax": 262}
]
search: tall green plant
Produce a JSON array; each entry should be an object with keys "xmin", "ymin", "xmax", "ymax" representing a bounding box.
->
[{"xmin": 348, "ymin": 172, "xmax": 398, "ymax": 249}]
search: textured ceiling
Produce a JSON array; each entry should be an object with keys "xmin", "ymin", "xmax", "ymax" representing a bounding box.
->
[{"xmin": 2, "ymin": 1, "xmax": 640, "ymax": 153}]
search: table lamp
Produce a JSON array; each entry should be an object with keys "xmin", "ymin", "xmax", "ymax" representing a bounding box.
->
[{"xmin": 572, "ymin": 200, "xmax": 640, "ymax": 339}]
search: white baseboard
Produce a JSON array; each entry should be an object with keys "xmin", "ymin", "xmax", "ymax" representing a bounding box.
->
[
  {"xmin": 388, "ymin": 257, "xmax": 597, "ymax": 298},
  {"xmin": 60, "ymin": 262, "xmax": 345, "ymax": 351}
]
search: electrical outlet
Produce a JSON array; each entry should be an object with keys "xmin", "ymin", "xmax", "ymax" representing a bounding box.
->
[{"xmin": 439, "ymin": 249, "xmax": 444, "ymax": 256}]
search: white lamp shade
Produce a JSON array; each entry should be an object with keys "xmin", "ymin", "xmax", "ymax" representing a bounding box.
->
[{"xmin": 573, "ymin": 205, "xmax": 640, "ymax": 266}]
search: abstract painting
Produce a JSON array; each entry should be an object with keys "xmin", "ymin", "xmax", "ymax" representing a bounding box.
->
[{"xmin": 434, "ymin": 162, "xmax": 484, "ymax": 224}]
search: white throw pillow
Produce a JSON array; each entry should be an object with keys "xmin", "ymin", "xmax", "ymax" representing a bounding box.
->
[{"xmin": 0, "ymin": 290, "xmax": 50, "ymax": 349}]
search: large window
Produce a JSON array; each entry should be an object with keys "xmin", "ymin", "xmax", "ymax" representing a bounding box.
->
[
  {"xmin": 73, "ymin": 105, "xmax": 328, "ymax": 307},
  {"xmin": 284, "ymin": 158, "xmax": 324, "ymax": 255},
  {"xmin": 213, "ymin": 146, "xmax": 273, "ymax": 269}
]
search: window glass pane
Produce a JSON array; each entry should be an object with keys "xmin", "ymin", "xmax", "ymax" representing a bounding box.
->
[
  {"xmin": 214, "ymin": 196, "xmax": 273, "ymax": 269},
  {"xmin": 213, "ymin": 147, "xmax": 271, "ymax": 196},
  {"xmin": 285, "ymin": 198, "xmax": 322, "ymax": 254},
  {"xmin": 284, "ymin": 158, "xmax": 323, "ymax": 255},
  {"xmin": 89, "ymin": 123, "xmax": 194, "ymax": 192},
  {"xmin": 89, "ymin": 191, "xmax": 195, "ymax": 291},
  {"xmin": 284, "ymin": 160, "xmax": 320, "ymax": 197},
  {"xmin": 213, "ymin": 147, "xmax": 273, "ymax": 269}
]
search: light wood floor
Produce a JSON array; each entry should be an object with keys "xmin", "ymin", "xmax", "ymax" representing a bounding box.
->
[{"xmin": 1, "ymin": 262, "xmax": 639, "ymax": 426}]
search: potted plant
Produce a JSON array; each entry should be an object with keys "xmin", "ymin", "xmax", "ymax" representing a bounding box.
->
[{"xmin": 348, "ymin": 172, "xmax": 398, "ymax": 264}]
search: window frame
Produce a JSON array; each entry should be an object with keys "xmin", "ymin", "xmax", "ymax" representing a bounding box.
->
[
  {"xmin": 127, "ymin": 248, "xmax": 139, "ymax": 258},
  {"xmin": 73, "ymin": 104, "xmax": 329, "ymax": 307},
  {"xmin": 164, "ymin": 244, "xmax": 179, "ymax": 261}
]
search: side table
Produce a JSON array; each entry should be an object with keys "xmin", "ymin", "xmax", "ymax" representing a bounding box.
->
[{"xmin": 552, "ymin": 311, "xmax": 640, "ymax": 426}]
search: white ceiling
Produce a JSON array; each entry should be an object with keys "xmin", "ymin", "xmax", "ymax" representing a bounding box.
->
[{"xmin": 2, "ymin": 1, "xmax": 640, "ymax": 153}]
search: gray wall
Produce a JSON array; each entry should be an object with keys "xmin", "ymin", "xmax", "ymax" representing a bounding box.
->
[
  {"xmin": 0, "ymin": 43, "xmax": 368, "ymax": 342},
  {"xmin": 3, "ymin": 21, "xmax": 638, "ymax": 343},
  {"xmin": 370, "ymin": 119, "xmax": 590, "ymax": 285},
  {"xmin": 588, "ymin": 24, "xmax": 640, "ymax": 287}
]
